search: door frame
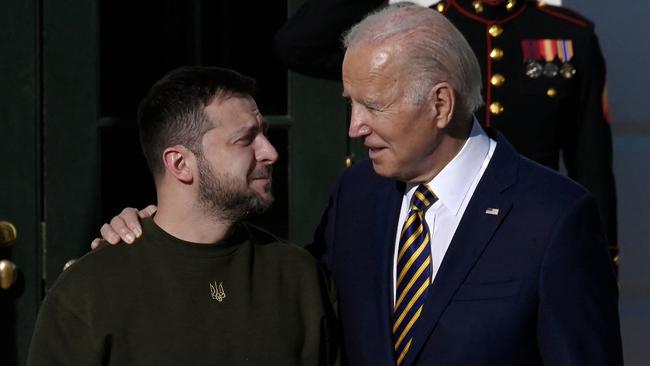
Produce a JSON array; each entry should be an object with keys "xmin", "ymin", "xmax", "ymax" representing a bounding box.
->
[{"xmin": 0, "ymin": 1, "xmax": 43, "ymax": 364}]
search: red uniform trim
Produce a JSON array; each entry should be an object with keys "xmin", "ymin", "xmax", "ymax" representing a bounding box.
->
[
  {"xmin": 446, "ymin": 0, "xmax": 457, "ymax": 13},
  {"xmin": 602, "ymin": 78, "xmax": 611, "ymax": 124},
  {"xmin": 537, "ymin": 5, "xmax": 588, "ymax": 28},
  {"xmin": 451, "ymin": 0, "xmax": 528, "ymax": 25}
]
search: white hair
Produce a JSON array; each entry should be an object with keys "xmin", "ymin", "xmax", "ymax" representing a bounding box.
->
[{"xmin": 343, "ymin": 2, "xmax": 483, "ymax": 117}]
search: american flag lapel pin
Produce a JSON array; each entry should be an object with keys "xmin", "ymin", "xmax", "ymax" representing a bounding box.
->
[{"xmin": 485, "ymin": 208, "xmax": 499, "ymax": 216}]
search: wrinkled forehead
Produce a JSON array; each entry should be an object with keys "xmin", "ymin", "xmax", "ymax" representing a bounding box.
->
[
  {"xmin": 343, "ymin": 43, "xmax": 409, "ymax": 93},
  {"xmin": 206, "ymin": 94, "xmax": 260, "ymax": 124}
]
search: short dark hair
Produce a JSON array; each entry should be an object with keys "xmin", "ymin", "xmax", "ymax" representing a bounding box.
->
[{"xmin": 138, "ymin": 66, "xmax": 257, "ymax": 178}]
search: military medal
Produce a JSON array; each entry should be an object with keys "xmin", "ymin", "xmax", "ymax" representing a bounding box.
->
[
  {"xmin": 522, "ymin": 39, "xmax": 576, "ymax": 79},
  {"xmin": 525, "ymin": 60, "xmax": 543, "ymax": 78},
  {"xmin": 522, "ymin": 40, "xmax": 542, "ymax": 78},
  {"xmin": 543, "ymin": 62, "xmax": 559, "ymax": 78},
  {"xmin": 542, "ymin": 39, "xmax": 559, "ymax": 78},
  {"xmin": 557, "ymin": 39, "xmax": 576, "ymax": 79},
  {"xmin": 560, "ymin": 63, "xmax": 576, "ymax": 79}
]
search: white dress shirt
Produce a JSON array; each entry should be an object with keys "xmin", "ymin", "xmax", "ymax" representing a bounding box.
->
[{"xmin": 392, "ymin": 119, "xmax": 496, "ymax": 303}]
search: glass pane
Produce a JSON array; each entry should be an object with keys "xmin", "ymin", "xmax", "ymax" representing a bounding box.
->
[{"xmin": 100, "ymin": 0, "xmax": 288, "ymax": 118}]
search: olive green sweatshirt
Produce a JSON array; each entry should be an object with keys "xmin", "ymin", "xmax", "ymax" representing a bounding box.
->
[{"xmin": 27, "ymin": 218, "xmax": 339, "ymax": 365}]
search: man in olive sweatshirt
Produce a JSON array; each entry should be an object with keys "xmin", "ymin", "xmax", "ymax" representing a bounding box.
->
[{"xmin": 27, "ymin": 67, "xmax": 338, "ymax": 366}]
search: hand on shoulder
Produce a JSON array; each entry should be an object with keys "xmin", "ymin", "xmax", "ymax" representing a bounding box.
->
[{"xmin": 90, "ymin": 205, "xmax": 157, "ymax": 249}]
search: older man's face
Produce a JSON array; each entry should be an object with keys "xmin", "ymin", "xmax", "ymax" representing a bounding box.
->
[{"xmin": 342, "ymin": 43, "xmax": 443, "ymax": 183}]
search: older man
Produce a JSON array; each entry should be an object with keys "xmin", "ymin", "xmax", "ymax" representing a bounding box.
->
[
  {"xmin": 274, "ymin": 0, "xmax": 620, "ymax": 265},
  {"xmin": 316, "ymin": 4, "xmax": 621, "ymax": 365},
  {"xmin": 28, "ymin": 67, "xmax": 338, "ymax": 366},
  {"xmin": 99, "ymin": 4, "xmax": 621, "ymax": 366}
]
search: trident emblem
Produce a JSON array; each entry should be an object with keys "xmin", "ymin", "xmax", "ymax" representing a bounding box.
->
[{"xmin": 210, "ymin": 281, "xmax": 226, "ymax": 302}]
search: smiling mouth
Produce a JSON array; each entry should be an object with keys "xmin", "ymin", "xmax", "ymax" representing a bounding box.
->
[{"xmin": 368, "ymin": 146, "xmax": 386, "ymax": 158}]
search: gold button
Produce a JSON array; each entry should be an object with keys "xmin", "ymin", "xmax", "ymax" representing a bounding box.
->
[
  {"xmin": 436, "ymin": 2, "xmax": 446, "ymax": 12},
  {"xmin": 489, "ymin": 102, "xmax": 504, "ymax": 115},
  {"xmin": 344, "ymin": 156, "xmax": 353, "ymax": 167},
  {"xmin": 506, "ymin": 0, "xmax": 517, "ymax": 10},
  {"xmin": 490, "ymin": 48, "xmax": 504, "ymax": 60},
  {"xmin": 546, "ymin": 88, "xmax": 557, "ymax": 97},
  {"xmin": 472, "ymin": 0, "xmax": 484, "ymax": 13},
  {"xmin": 490, "ymin": 74, "xmax": 506, "ymax": 87},
  {"xmin": 488, "ymin": 25, "xmax": 503, "ymax": 38}
]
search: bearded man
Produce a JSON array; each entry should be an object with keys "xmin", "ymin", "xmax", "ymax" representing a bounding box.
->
[{"xmin": 27, "ymin": 67, "xmax": 339, "ymax": 366}]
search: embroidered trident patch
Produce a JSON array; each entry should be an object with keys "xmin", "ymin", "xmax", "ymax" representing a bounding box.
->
[{"xmin": 210, "ymin": 281, "xmax": 226, "ymax": 302}]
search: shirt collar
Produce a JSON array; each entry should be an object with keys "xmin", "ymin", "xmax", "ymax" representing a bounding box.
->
[{"xmin": 409, "ymin": 118, "xmax": 490, "ymax": 216}]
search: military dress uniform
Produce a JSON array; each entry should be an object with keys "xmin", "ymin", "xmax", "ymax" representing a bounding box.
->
[
  {"xmin": 274, "ymin": 0, "xmax": 618, "ymax": 263},
  {"xmin": 436, "ymin": 0, "xmax": 618, "ymax": 262}
]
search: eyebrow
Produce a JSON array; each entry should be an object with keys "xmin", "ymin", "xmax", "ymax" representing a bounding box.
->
[
  {"xmin": 232, "ymin": 119, "xmax": 267, "ymax": 137},
  {"xmin": 359, "ymin": 98, "xmax": 382, "ymax": 110},
  {"xmin": 340, "ymin": 93, "xmax": 381, "ymax": 109}
]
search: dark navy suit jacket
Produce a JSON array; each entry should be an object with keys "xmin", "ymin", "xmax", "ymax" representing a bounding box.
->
[{"xmin": 312, "ymin": 130, "xmax": 622, "ymax": 365}]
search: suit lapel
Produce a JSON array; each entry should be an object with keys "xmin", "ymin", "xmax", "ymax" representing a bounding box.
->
[
  {"xmin": 402, "ymin": 131, "xmax": 519, "ymax": 366},
  {"xmin": 374, "ymin": 180, "xmax": 405, "ymax": 365}
]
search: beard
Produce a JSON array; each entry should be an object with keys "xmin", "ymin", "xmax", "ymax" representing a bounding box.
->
[{"xmin": 196, "ymin": 155, "xmax": 274, "ymax": 222}]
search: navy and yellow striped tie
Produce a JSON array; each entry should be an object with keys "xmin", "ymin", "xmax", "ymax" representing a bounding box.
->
[{"xmin": 393, "ymin": 184, "xmax": 437, "ymax": 365}]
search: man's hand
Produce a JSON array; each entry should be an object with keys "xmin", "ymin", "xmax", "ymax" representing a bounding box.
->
[{"xmin": 90, "ymin": 205, "xmax": 157, "ymax": 249}]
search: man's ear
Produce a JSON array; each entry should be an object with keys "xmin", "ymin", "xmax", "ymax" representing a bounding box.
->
[
  {"xmin": 429, "ymin": 81, "xmax": 455, "ymax": 129},
  {"xmin": 162, "ymin": 145, "xmax": 195, "ymax": 184}
]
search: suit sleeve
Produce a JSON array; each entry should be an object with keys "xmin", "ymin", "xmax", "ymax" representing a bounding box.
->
[
  {"xmin": 537, "ymin": 193, "xmax": 622, "ymax": 365},
  {"xmin": 309, "ymin": 172, "xmax": 344, "ymax": 270},
  {"xmin": 273, "ymin": 0, "xmax": 385, "ymax": 80},
  {"xmin": 27, "ymin": 293, "xmax": 101, "ymax": 365},
  {"xmin": 561, "ymin": 30, "xmax": 618, "ymax": 253}
]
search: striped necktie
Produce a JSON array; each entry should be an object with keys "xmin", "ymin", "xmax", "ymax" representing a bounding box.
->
[{"xmin": 393, "ymin": 184, "xmax": 437, "ymax": 365}]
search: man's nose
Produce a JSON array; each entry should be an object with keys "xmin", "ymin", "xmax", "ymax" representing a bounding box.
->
[
  {"xmin": 348, "ymin": 107, "xmax": 371, "ymax": 138},
  {"xmin": 256, "ymin": 135, "xmax": 279, "ymax": 164}
]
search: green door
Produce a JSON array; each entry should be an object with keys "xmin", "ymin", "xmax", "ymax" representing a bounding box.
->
[
  {"xmin": 286, "ymin": 0, "xmax": 369, "ymax": 245},
  {"xmin": 1, "ymin": 1, "xmax": 99, "ymax": 364},
  {"xmin": 0, "ymin": 1, "xmax": 43, "ymax": 364}
]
